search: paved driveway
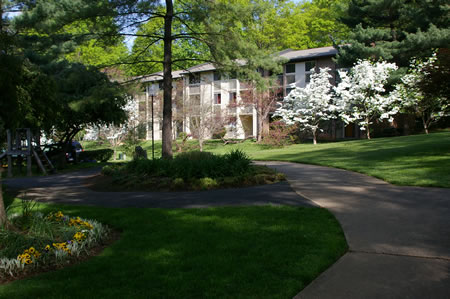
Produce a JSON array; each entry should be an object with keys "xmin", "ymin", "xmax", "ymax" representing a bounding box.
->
[{"xmin": 258, "ymin": 161, "xmax": 450, "ymax": 299}]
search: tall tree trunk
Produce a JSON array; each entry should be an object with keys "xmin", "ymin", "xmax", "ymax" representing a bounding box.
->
[
  {"xmin": 199, "ymin": 138, "xmax": 204, "ymax": 152},
  {"xmin": 257, "ymin": 112, "xmax": 263, "ymax": 142},
  {"xmin": 366, "ymin": 117, "xmax": 371, "ymax": 139},
  {"xmin": 422, "ymin": 115, "xmax": 429, "ymax": 134},
  {"xmin": 162, "ymin": 0, "xmax": 174, "ymax": 159},
  {"xmin": 0, "ymin": 169, "xmax": 7, "ymax": 227},
  {"xmin": 312, "ymin": 128, "xmax": 317, "ymax": 145}
]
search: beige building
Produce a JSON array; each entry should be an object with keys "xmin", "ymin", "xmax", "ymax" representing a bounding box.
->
[{"xmin": 135, "ymin": 46, "xmax": 355, "ymax": 140}]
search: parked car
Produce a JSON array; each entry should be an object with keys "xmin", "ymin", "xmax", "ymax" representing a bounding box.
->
[{"xmin": 66, "ymin": 141, "xmax": 84, "ymax": 162}]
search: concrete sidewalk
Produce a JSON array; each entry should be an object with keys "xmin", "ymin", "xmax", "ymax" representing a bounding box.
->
[{"xmin": 258, "ymin": 161, "xmax": 450, "ymax": 299}]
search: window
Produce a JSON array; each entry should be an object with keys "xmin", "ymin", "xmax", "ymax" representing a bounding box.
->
[
  {"xmin": 286, "ymin": 75, "xmax": 296, "ymax": 85},
  {"xmin": 229, "ymin": 92, "xmax": 237, "ymax": 104},
  {"xmin": 158, "ymin": 81, "xmax": 163, "ymax": 89},
  {"xmin": 214, "ymin": 93, "xmax": 221, "ymax": 105},
  {"xmin": 285, "ymin": 63, "xmax": 296, "ymax": 74},
  {"xmin": 305, "ymin": 61, "xmax": 316, "ymax": 72},
  {"xmin": 285, "ymin": 63, "xmax": 296, "ymax": 95},
  {"xmin": 305, "ymin": 73, "xmax": 311, "ymax": 84},
  {"xmin": 213, "ymin": 71, "xmax": 221, "ymax": 81},
  {"xmin": 305, "ymin": 60, "xmax": 316, "ymax": 85},
  {"xmin": 189, "ymin": 73, "xmax": 200, "ymax": 85}
]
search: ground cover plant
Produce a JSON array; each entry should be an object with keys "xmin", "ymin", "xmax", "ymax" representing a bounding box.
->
[
  {"xmin": 0, "ymin": 199, "xmax": 111, "ymax": 284},
  {"xmin": 96, "ymin": 150, "xmax": 285, "ymax": 191},
  {"xmin": 0, "ymin": 198, "xmax": 347, "ymax": 298}
]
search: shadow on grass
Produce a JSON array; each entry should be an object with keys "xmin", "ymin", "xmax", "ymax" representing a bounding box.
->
[{"xmin": 0, "ymin": 202, "xmax": 347, "ymax": 299}]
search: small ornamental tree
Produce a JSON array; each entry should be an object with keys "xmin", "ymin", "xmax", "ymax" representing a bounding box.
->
[
  {"xmin": 334, "ymin": 60, "xmax": 399, "ymax": 139},
  {"xmin": 85, "ymin": 97, "xmax": 139, "ymax": 160},
  {"xmin": 240, "ymin": 84, "xmax": 283, "ymax": 142},
  {"xmin": 275, "ymin": 67, "xmax": 335, "ymax": 145},
  {"xmin": 106, "ymin": 98, "xmax": 139, "ymax": 160},
  {"xmin": 186, "ymin": 99, "xmax": 227, "ymax": 152},
  {"xmin": 393, "ymin": 52, "xmax": 449, "ymax": 134}
]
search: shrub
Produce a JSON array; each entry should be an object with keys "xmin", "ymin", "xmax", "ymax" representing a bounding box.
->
[
  {"xmin": 262, "ymin": 121, "xmax": 296, "ymax": 147},
  {"xmin": 99, "ymin": 149, "xmax": 284, "ymax": 191},
  {"xmin": 120, "ymin": 150, "xmax": 251, "ymax": 181},
  {"xmin": 80, "ymin": 149, "xmax": 113, "ymax": 162},
  {"xmin": 194, "ymin": 177, "xmax": 219, "ymax": 190}
]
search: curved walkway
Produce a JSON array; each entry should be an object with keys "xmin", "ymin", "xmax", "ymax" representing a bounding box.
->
[
  {"xmin": 259, "ymin": 161, "xmax": 450, "ymax": 299},
  {"xmin": 3, "ymin": 167, "xmax": 314, "ymax": 209},
  {"xmin": 4, "ymin": 163, "xmax": 450, "ymax": 298}
]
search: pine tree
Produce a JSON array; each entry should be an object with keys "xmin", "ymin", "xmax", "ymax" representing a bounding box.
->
[{"xmin": 337, "ymin": 0, "xmax": 450, "ymax": 68}]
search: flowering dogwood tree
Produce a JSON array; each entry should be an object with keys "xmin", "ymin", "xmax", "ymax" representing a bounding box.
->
[
  {"xmin": 393, "ymin": 52, "xmax": 449, "ymax": 134},
  {"xmin": 334, "ymin": 60, "xmax": 398, "ymax": 139},
  {"xmin": 275, "ymin": 67, "xmax": 336, "ymax": 145},
  {"xmin": 84, "ymin": 97, "xmax": 138, "ymax": 160}
]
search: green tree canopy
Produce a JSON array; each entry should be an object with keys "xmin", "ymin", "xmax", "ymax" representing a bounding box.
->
[{"xmin": 337, "ymin": 0, "xmax": 450, "ymax": 67}]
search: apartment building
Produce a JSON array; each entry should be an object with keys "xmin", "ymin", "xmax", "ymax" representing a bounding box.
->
[{"xmin": 135, "ymin": 46, "xmax": 356, "ymax": 141}]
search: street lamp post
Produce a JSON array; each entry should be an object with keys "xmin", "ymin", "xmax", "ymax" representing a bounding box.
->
[{"xmin": 149, "ymin": 85, "xmax": 157, "ymax": 160}]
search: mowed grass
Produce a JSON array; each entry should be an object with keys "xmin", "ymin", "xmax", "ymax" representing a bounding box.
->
[
  {"xmin": 83, "ymin": 131, "xmax": 450, "ymax": 187},
  {"xmin": 0, "ymin": 200, "xmax": 347, "ymax": 298},
  {"xmin": 205, "ymin": 131, "xmax": 450, "ymax": 188}
]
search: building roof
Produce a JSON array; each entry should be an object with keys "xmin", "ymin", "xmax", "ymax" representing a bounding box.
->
[
  {"xmin": 142, "ymin": 46, "xmax": 338, "ymax": 82},
  {"xmin": 139, "ymin": 69, "xmax": 184, "ymax": 82},
  {"xmin": 276, "ymin": 46, "xmax": 338, "ymax": 62}
]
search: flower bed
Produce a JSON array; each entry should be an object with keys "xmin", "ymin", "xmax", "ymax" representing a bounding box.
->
[{"xmin": 0, "ymin": 209, "xmax": 111, "ymax": 283}]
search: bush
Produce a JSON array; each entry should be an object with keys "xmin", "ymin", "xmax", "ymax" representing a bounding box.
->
[
  {"xmin": 114, "ymin": 150, "xmax": 251, "ymax": 181},
  {"xmin": 98, "ymin": 149, "xmax": 284, "ymax": 191},
  {"xmin": 194, "ymin": 177, "xmax": 219, "ymax": 190},
  {"xmin": 262, "ymin": 121, "xmax": 296, "ymax": 147},
  {"xmin": 80, "ymin": 149, "xmax": 113, "ymax": 162}
]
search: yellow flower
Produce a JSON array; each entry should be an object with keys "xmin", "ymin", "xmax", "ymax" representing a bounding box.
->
[{"xmin": 29, "ymin": 247, "xmax": 35, "ymax": 254}]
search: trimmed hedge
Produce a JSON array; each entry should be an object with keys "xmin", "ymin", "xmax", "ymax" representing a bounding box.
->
[{"xmin": 80, "ymin": 149, "xmax": 113, "ymax": 162}]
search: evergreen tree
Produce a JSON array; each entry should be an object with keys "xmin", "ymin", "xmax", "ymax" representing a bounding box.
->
[{"xmin": 337, "ymin": 0, "xmax": 450, "ymax": 68}]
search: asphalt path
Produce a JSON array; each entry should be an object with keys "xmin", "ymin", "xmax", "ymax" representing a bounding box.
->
[
  {"xmin": 257, "ymin": 161, "xmax": 450, "ymax": 299},
  {"xmin": 3, "ymin": 166, "xmax": 315, "ymax": 209}
]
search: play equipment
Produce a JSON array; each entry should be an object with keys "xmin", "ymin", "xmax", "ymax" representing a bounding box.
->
[{"xmin": 1, "ymin": 129, "xmax": 55, "ymax": 177}]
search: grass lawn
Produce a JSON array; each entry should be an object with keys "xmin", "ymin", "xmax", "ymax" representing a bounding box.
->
[
  {"xmin": 84, "ymin": 131, "xmax": 450, "ymax": 188},
  {"xmin": 248, "ymin": 131, "xmax": 450, "ymax": 188},
  {"xmin": 0, "ymin": 199, "xmax": 347, "ymax": 298}
]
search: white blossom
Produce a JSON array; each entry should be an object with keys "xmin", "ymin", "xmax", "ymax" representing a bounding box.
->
[
  {"xmin": 274, "ymin": 67, "xmax": 336, "ymax": 144},
  {"xmin": 334, "ymin": 59, "xmax": 398, "ymax": 138}
]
